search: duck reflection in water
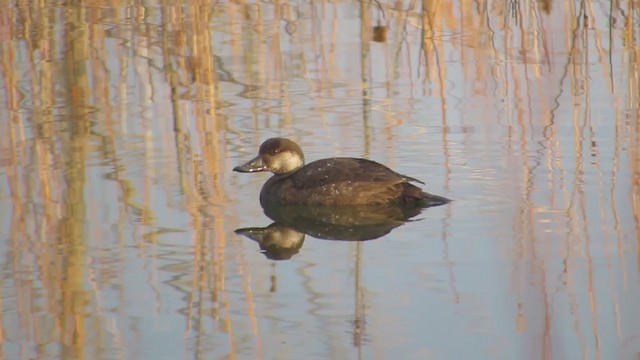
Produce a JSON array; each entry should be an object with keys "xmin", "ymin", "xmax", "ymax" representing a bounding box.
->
[
  {"xmin": 235, "ymin": 202, "xmax": 428, "ymax": 260},
  {"xmin": 235, "ymin": 223, "xmax": 305, "ymax": 261},
  {"xmin": 233, "ymin": 137, "xmax": 449, "ymax": 259}
]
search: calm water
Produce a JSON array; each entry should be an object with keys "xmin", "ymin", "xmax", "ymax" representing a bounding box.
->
[{"xmin": 1, "ymin": 1, "xmax": 639, "ymax": 359}]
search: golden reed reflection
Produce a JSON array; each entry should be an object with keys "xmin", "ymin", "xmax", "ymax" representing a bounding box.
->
[{"xmin": 0, "ymin": 0, "xmax": 638, "ymax": 359}]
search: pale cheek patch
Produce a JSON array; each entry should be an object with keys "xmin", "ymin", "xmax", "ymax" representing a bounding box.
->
[{"xmin": 273, "ymin": 152, "xmax": 304, "ymax": 173}]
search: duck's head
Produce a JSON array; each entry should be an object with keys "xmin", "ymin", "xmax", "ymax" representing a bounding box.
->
[{"xmin": 233, "ymin": 137, "xmax": 305, "ymax": 175}]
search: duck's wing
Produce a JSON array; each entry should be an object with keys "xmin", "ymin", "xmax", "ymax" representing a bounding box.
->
[{"xmin": 290, "ymin": 158, "xmax": 420, "ymax": 189}]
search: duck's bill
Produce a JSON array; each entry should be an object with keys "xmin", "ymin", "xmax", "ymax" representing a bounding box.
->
[
  {"xmin": 234, "ymin": 227, "xmax": 269, "ymax": 241},
  {"xmin": 233, "ymin": 156, "xmax": 269, "ymax": 172}
]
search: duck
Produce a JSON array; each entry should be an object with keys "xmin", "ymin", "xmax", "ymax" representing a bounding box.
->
[{"xmin": 233, "ymin": 137, "xmax": 450, "ymax": 207}]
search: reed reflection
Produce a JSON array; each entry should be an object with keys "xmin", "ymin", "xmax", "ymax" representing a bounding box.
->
[
  {"xmin": 235, "ymin": 202, "xmax": 428, "ymax": 259},
  {"xmin": 0, "ymin": 0, "xmax": 638, "ymax": 359}
]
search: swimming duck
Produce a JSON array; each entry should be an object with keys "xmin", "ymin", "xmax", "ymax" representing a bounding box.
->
[{"xmin": 233, "ymin": 137, "xmax": 450, "ymax": 207}]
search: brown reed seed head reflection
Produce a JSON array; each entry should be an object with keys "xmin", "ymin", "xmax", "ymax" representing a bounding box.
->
[{"xmin": 0, "ymin": 1, "xmax": 639, "ymax": 359}]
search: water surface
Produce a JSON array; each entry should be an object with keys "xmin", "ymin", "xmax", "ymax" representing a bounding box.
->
[{"xmin": 0, "ymin": 1, "xmax": 639, "ymax": 359}]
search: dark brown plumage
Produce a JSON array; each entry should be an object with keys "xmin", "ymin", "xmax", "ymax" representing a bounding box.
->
[{"xmin": 233, "ymin": 138, "xmax": 450, "ymax": 207}]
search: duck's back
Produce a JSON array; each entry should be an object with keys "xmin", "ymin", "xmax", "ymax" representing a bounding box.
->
[{"xmin": 260, "ymin": 157, "xmax": 445, "ymax": 206}]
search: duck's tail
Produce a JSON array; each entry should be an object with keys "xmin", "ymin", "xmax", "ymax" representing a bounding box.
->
[{"xmin": 402, "ymin": 183, "xmax": 450, "ymax": 207}]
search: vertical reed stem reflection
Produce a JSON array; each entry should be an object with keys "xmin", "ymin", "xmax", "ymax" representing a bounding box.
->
[{"xmin": 59, "ymin": 4, "xmax": 91, "ymax": 358}]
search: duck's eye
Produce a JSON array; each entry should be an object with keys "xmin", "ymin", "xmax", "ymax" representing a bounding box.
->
[{"xmin": 271, "ymin": 149, "xmax": 280, "ymax": 155}]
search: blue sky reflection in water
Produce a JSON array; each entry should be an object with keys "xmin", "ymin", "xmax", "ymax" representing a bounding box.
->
[{"xmin": 0, "ymin": 1, "xmax": 639, "ymax": 359}]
